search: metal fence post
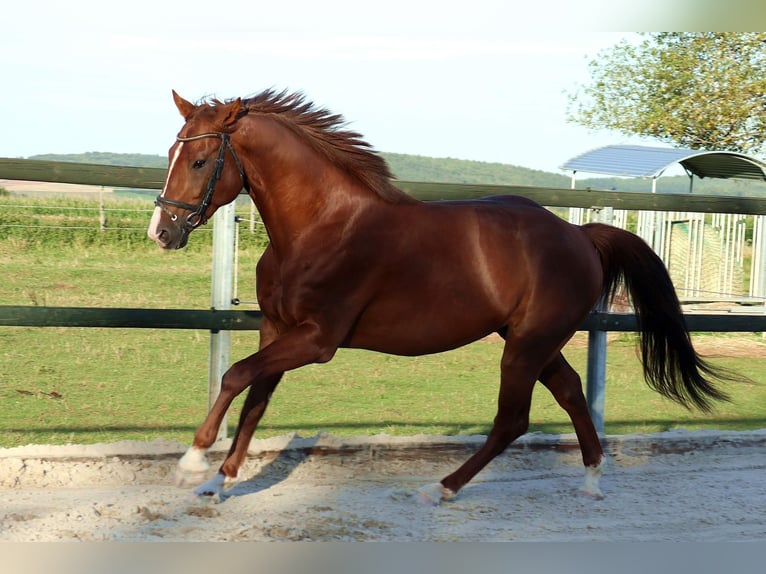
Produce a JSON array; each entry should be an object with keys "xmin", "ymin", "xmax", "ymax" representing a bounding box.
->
[
  {"xmin": 586, "ymin": 206, "xmax": 611, "ymax": 435},
  {"xmin": 586, "ymin": 298, "xmax": 607, "ymax": 435},
  {"xmin": 209, "ymin": 202, "xmax": 237, "ymax": 441}
]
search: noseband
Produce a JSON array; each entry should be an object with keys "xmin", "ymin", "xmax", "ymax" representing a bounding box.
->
[{"xmin": 154, "ymin": 132, "xmax": 248, "ymax": 232}]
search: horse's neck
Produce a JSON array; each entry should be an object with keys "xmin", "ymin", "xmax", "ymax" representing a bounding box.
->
[
  {"xmin": 240, "ymin": 116, "xmax": 383, "ymax": 254},
  {"xmin": 246, "ymin": 163, "xmax": 375, "ymax": 257}
]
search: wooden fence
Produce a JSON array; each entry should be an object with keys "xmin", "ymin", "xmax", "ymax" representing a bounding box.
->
[
  {"xmin": 3, "ymin": 304, "xmax": 766, "ymax": 332},
  {"xmin": 3, "ymin": 156, "xmax": 766, "ymax": 435}
]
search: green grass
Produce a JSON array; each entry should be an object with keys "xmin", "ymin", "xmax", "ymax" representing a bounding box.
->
[
  {"xmin": 2, "ymin": 327, "xmax": 765, "ymax": 448},
  {"xmin": 1, "ymin": 195, "xmax": 765, "ymax": 447}
]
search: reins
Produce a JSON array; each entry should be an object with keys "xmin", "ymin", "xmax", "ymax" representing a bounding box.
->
[{"xmin": 154, "ymin": 132, "xmax": 248, "ymax": 232}]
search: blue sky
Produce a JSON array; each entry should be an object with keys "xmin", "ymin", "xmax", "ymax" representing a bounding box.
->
[{"xmin": 2, "ymin": 1, "xmax": 760, "ymax": 174}]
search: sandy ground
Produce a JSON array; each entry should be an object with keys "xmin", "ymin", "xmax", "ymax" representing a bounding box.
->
[{"xmin": 1, "ymin": 429, "xmax": 765, "ymax": 542}]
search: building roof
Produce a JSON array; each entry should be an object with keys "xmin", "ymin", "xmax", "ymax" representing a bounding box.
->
[{"xmin": 560, "ymin": 145, "xmax": 766, "ymax": 181}]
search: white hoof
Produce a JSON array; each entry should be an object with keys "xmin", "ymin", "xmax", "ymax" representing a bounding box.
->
[
  {"xmin": 416, "ymin": 482, "xmax": 456, "ymax": 506},
  {"xmin": 193, "ymin": 472, "xmax": 239, "ymax": 498},
  {"xmin": 194, "ymin": 472, "xmax": 227, "ymax": 497},
  {"xmin": 175, "ymin": 446, "xmax": 211, "ymax": 488},
  {"xmin": 580, "ymin": 458, "xmax": 605, "ymax": 500}
]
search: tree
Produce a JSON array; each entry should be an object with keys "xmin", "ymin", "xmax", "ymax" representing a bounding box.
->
[{"xmin": 567, "ymin": 33, "xmax": 766, "ymax": 155}]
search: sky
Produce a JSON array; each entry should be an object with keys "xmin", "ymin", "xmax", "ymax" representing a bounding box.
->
[{"xmin": 2, "ymin": 1, "xmax": 765, "ymax": 175}]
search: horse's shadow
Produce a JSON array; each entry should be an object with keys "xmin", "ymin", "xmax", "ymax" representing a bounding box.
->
[{"xmin": 217, "ymin": 435, "xmax": 318, "ymax": 502}]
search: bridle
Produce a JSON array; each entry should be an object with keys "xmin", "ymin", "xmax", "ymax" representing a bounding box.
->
[{"xmin": 154, "ymin": 132, "xmax": 248, "ymax": 232}]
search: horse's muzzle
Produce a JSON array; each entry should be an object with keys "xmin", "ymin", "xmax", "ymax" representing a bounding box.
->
[{"xmin": 147, "ymin": 206, "xmax": 190, "ymax": 249}]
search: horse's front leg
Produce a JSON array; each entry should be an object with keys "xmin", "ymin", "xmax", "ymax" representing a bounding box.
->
[
  {"xmin": 175, "ymin": 319, "xmax": 278, "ymax": 490},
  {"xmin": 185, "ymin": 372, "xmax": 284, "ymax": 497},
  {"xmin": 175, "ymin": 371, "xmax": 284, "ymax": 493},
  {"xmin": 175, "ymin": 322, "xmax": 338, "ymax": 497}
]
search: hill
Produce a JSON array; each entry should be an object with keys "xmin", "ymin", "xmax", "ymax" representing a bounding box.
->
[
  {"xmin": 29, "ymin": 152, "xmax": 167, "ymax": 169},
  {"xmin": 381, "ymin": 152, "xmax": 570, "ymax": 188}
]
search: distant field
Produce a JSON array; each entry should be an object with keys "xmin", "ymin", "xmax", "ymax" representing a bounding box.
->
[
  {"xmin": 1, "ymin": 195, "xmax": 765, "ymax": 447},
  {"xmin": 0, "ymin": 179, "xmax": 158, "ymax": 202},
  {"xmin": 1, "ymin": 180, "xmax": 112, "ymax": 193}
]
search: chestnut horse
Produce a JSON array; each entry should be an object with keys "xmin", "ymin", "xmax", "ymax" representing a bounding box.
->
[{"xmin": 148, "ymin": 89, "xmax": 734, "ymax": 503}]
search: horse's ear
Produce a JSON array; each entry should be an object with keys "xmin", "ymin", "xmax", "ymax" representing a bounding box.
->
[
  {"xmin": 221, "ymin": 98, "xmax": 243, "ymax": 129},
  {"xmin": 172, "ymin": 90, "xmax": 196, "ymax": 120}
]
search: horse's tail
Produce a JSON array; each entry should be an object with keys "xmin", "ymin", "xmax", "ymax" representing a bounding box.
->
[{"xmin": 582, "ymin": 222, "xmax": 738, "ymax": 412}]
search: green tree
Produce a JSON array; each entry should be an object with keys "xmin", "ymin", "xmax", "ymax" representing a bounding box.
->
[{"xmin": 568, "ymin": 33, "xmax": 766, "ymax": 155}]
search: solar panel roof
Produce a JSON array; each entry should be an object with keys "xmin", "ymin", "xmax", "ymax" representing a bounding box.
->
[{"xmin": 560, "ymin": 145, "xmax": 766, "ymax": 181}]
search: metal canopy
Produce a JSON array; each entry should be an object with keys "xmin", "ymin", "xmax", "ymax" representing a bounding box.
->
[{"xmin": 561, "ymin": 144, "xmax": 766, "ymax": 181}]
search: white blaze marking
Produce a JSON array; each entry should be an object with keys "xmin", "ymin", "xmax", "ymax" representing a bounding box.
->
[
  {"xmin": 161, "ymin": 142, "xmax": 185, "ymax": 198},
  {"xmin": 147, "ymin": 206, "xmax": 163, "ymax": 241},
  {"xmin": 147, "ymin": 142, "xmax": 185, "ymax": 241}
]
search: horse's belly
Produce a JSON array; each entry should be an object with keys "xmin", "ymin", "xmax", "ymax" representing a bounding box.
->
[
  {"xmin": 343, "ymin": 304, "xmax": 501, "ymax": 356},
  {"xmin": 346, "ymin": 331, "xmax": 492, "ymax": 356}
]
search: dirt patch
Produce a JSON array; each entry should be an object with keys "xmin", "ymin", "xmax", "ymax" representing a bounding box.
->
[
  {"xmin": 691, "ymin": 335, "xmax": 766, "ymax": 358},
  {"xmin": 1, "ymin": 430, "xmax": 765, "ymax": 541}
]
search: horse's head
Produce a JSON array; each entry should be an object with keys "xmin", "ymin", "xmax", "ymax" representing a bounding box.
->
[{"xmin": 147, "ymin": 91, "xmax": 248, "ymax": 249}]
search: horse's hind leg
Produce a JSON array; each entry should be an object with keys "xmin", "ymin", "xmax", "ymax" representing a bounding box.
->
[
  {"xmin": 417, "ymin": 336, "xmax": 541, "ymax": 505},
  {"xmin": 539, "ymin": 353, "xmax": 605, "ymax": 498}
]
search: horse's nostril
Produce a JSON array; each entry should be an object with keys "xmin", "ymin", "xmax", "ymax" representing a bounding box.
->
[{"xmin": 151, "ymin": 227, "xmax": 172, "ymax": 248}]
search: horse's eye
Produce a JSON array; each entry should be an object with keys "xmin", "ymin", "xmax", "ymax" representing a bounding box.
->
[{"xmin": 192, "ymin": 159, "xmax": 206, "ymax": 169}]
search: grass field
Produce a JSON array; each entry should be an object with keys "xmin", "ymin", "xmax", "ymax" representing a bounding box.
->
[{"xmin": 1, "ymin": 196, "xmax": 765, "ymax": 447}]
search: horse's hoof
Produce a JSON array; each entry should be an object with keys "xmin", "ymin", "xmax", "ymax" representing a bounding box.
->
[
  {"xmin": 174, "ymin": 468, "xmax": 208, "ymax": 488},
  {"xmin": 581, "ymin": 458, "xmax": 605, "ymax": 500},
  {"xmin": 416, "ymin": 483, "xmax": 455, "ymax": 506},
  {"xmin": 579, "ymin": 487, "xmax": 605, "ymax": 501},
  {"xmin": 175, "ymin": 446, "xmax": 211, "ymax": 488},
  {"xmin": 193, "ymin": 472, "xmax": 234, "ymax": 498}
]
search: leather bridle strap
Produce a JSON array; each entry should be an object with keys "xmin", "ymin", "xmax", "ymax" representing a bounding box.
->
[{"xmin": 154, "ymin": 132, "xmax": 248, "ymax": 231}]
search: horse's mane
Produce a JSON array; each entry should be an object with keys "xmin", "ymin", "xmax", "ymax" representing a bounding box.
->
[{"xmin": 213, "ymin": 90, "xmax": 415, "ymax": 204}]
